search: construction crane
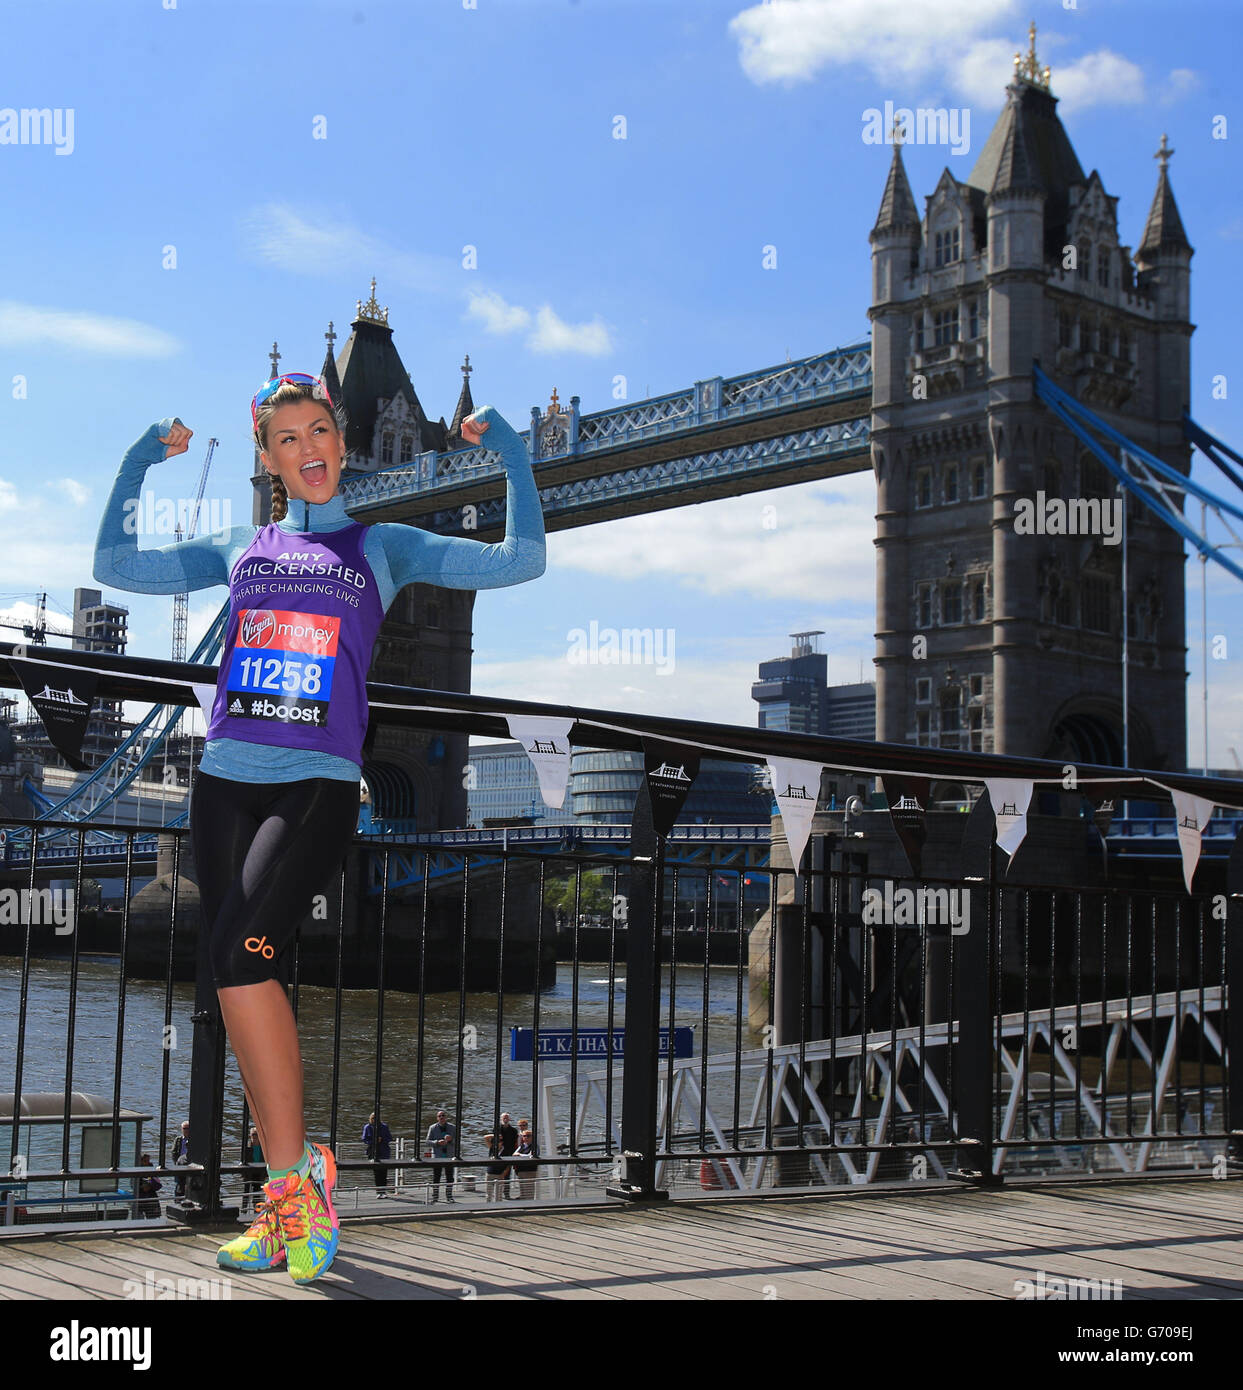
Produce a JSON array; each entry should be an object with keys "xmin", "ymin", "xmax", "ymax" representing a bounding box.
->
[
  {"xmin": 171, "ymin": 438, "xmax": 218, "ymax": 662},
  {"xmin": 0, "ymin": 591, "xmax": 57, "ymax": 645}
]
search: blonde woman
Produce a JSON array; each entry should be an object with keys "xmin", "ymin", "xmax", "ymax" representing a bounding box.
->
[{"xmin": 95, "ymin": 373, "xmax": 545, "ymax": 1280}]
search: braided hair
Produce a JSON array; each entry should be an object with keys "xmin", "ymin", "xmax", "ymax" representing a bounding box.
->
[{"xmin": 252, "ymin": 379, "xmax": 349, "ymax": 523}]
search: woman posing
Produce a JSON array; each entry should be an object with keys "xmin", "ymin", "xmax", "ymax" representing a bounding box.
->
[{"xmin": 94, "ymin": 373, "xmax": 545, "ymax": 1282}]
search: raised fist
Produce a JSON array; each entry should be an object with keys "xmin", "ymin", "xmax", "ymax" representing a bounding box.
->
[
  {"xmin": 460, "ymin": 410, "xmax": 491, "ymax": 447},
  {"xmin": 158, "ymin": 420, "xmax": 193, "ymax": 460}
]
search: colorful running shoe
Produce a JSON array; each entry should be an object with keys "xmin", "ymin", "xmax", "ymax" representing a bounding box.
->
[
  {"xmin": 267, "ymin": 1142, "xmax": 339, "ymax": 1285},
  {"xmin": 216, "ymin": 1198, "xmax": 286, "ymax": 1272}
]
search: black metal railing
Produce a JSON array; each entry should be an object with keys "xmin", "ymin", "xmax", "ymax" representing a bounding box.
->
[{"xmin": 1, "ymin": 642, "xmax": 1241, "ymax": 1228}]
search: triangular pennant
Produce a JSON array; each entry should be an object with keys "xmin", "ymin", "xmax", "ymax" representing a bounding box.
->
[
  {"xmin": 641, "ymin": 737, "xmax": 700, "ymax": 837},
  {"xmin": 506, "ymin": 714, "xmax": 575, "ymax": 809},
  {"xmin": 1170, "ymin": 788, "xmax": 1215, "ymax": 894},
  {"xmin": 191, "ymin": 682, "xmax": 219, "ymax": 722},
  {"xmin": 881, "ymin": 774, "xmax": 931, "ymax": 878},
  {"xmin": 766, "ymin": 756, "xmax": 824, "ymax": 873},
  {"xmin": 983, "ymin": 777, "xmax": 1034, "ymax": 859},
  {"xmin": 10, "ymin": 659, "xmax": 98, "ymax": 772}
]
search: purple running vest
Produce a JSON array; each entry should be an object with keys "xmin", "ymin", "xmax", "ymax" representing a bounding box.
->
[{"xmin": 204, "ymin": 521, "xmax": 385, "ymax": 765}]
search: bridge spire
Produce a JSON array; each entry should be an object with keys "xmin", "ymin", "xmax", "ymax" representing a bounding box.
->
[
  {"xmin": 1139, "ymin": 131, "xmax": 1191, "ymax": 257},
  {"xmin": 356, "ymin": 276, "xmax": 389, "ymax": 325},
  {"xmin": 1013, "ymin": 19, "xmax": 1051, "ymax": 90},
  {"xmin": 871, "ymin": 133, "xmax": 919, "ymax": 236},
  {"xmin": 449, "ymin": 352, "xmax": 476, "ymax": 440}
]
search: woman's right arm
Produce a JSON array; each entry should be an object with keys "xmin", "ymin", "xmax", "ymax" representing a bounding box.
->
[{"xmin": 93, "ymin": 418, "xmax": 252, "ymax": 595}]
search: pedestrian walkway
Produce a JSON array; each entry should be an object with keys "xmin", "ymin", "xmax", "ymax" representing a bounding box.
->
[{"xmin": 1, "ymin": 1178, "xmax": 1240, "ymax": 1300}]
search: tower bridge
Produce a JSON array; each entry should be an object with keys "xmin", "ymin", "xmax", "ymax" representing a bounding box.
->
[
  {"xmin": 10, "ymin": 27, "xmax": 1205, "ymax": 833},
  {"xmin": 337, "ymin": 344, "xmax": 872, "ymax": 535}
]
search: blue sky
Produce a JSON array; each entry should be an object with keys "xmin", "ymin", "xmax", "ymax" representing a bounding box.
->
[{"xmin": 1, "ymin": 0, "xmax": 1240, "ymax": 767}]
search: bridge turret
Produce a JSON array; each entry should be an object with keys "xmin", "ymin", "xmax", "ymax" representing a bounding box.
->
[{"xmin": 1135, "ymin": 134, "xmax": 1193, "ymax": 420}]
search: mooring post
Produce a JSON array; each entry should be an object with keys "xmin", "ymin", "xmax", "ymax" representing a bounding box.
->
[
  {"xmin": 607, "ymin": 779, "xmax": 669, "ymax": 1202},
  {"xmin": 952, "ymin": 791, "xmax": 1001, "ymax": 1186},
  {"xmin": 1226, "ymin": 828, "xmax": 1243, "ymax": 1170}
]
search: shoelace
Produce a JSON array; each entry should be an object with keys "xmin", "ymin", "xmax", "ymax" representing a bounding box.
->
[
  {"xmin": 268, "ymin": 1176, "xmax": 312, "ymax": 1243},
  {"xmin": 246, "ymin": 1197, "xmax": 279, "ymax": 1236}
]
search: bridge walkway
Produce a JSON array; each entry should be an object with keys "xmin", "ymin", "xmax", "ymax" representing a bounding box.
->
[{"xmin": 0, "ymin": 1177, "xmax": 1238, "ymax": 1301}]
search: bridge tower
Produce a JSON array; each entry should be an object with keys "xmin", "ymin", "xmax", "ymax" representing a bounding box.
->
[
  {"xmin": 869, "ymin": 26, "xmax": 1192, "ymax": 770},
  {"xmin": 252, "ymin": 284, "xmax": 477, "ymax": 828}
]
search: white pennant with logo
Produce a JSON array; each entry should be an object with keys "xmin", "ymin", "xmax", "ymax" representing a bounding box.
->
[
  {"xmin": 1170, "ymin": 788, "xmax": 1215, "ymax": 894},
  {"xmin": 984, "ymin": 778, "xmax": 1035, "ymax": 858},
  {"xmin": 190, "ymin": 683, "xmax": 218, "ymax": 721},
  {"xmin": 766, "ymin": 756, "xmax": 824, "ymax": 872},
  {"xmin": 506, "ymin": 714, "xmax": 575, "ymax": 809}
]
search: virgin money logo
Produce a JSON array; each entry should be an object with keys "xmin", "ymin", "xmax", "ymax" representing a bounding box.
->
[{"xmin": 240, "ymin": 610, "xmax": 275, "ymax": 647}]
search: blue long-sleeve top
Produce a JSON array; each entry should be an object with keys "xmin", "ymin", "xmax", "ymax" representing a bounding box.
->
[{"xmin": 93, "ymin": 405, "xmax": 545, "ymax": 784}]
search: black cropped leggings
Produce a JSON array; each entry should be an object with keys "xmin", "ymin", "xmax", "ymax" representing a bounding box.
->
[{"xmin": 190, "ymin": 770, "xmax": 360, "ymax": 988}]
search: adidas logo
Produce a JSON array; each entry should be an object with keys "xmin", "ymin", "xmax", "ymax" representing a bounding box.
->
[{"xmin": 229, "ymin": 698, "xmax": 243, "ymax": 714}]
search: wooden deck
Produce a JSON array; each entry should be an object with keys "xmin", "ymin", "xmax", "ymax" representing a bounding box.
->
[{"xmin": 1, "ymin": 1178, "xmax": 1241, "ymax": 1301}]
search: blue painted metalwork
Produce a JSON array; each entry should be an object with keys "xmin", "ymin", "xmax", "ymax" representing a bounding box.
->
[{"xmin": 338, "ymin": 343, "xmax": 873, "ymax": 523}]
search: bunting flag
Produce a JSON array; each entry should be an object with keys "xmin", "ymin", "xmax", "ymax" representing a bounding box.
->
[
  {"xmin": 190, "ymin": 682, "xmax": 218, "ymax": 722},
  {"xmin": 1169, "ymin": 788, "xmax": 1215, "ymax": 894},
  {"xmin": 983, "ymin": 777, "xmax": 1035, "ymax": 859},
  {"xmin": 10, "ymin": 658, "xmax": 99, "ymax": 772},
  {"xmin": 1091, "ymin": 796, "xmax": 1117, "ymax": 840},
  {"xmin": 641, "ymin": 737, "xmax": 700, "ymax": 837},
  {"xmin": 881, "ymin": 774, "xmax": 931, "ymax": 878},
  {"xmin": 506, "ymin": 714, "xmax": 575, "ymax": 809},
  {"xmin": 765, "ymin": 755, "xmax": 825, "ymax": 873},
  {"xmin": 1089, "ymin": 795, "xmax": 1115, "ymax": 872},
  {"xmin": 1081, "ymin": 781, "xmax": 1133, "ymax": 871}
]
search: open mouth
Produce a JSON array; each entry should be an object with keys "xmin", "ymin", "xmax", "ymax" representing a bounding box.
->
[{"xmin": 300, "ymin": 459, "xmax": 328, "ymax": 486}]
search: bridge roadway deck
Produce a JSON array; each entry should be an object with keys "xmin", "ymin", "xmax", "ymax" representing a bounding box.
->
[{"xmin": 0, "ymin": 1177, "xmax": 1239, "ymax": 1300}]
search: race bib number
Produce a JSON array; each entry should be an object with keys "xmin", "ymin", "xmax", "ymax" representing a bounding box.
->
[{"xmin": 224, "ymin": 608, "xmax": 340, "ymax": 728}]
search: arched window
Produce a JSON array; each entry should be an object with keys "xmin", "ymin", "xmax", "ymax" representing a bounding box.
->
[
  {"xmin": 934, "ymin": 226, "xmax": 961, "ymax": 267},
  {"xmin": 1077, "ymin": 240, "xmax": 1091, "ymax": 280}
]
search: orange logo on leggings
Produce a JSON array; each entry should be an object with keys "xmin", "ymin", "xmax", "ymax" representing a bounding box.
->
[{"xmin": 244, "ymin": 935, "xmax": 275, "ymax": 959}]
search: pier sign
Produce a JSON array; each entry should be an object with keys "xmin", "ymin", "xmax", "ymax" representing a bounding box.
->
[{"xmin": 510, "ymin": 1027, "xmax": 693, "ymax": 1061}]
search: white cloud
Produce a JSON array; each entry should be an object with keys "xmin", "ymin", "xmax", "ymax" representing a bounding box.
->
[
  {"xmin": 466, "ymin": 290, "xmax": 614, "ymax": 356},
  {"xmin": 0, "ymin": 301, "xmax": 180, "ymax": 357},
  {"xmin": 1160, "ymin": 68, "xmax": 1201, "ymax": 106},
  {"xmin": 48, "ymin": 478, "xmax": 89, "ymax": 505},
  {"xmin": 239, "ymin": 203, "xmax": 457, "ymax": 293},
  {"xmin": 466, "ymin": 288, "xmax": 532, "ymax": 335},
  {"xmin": 1051, "ymin": 50, "xmax": 1146, "ymax": 113},
  {"xmin": 473, "ymin": 652, "xmax": 787, "ymax": 729},
  {"xmin": 546, "ymin": 474, "xmax": 877, "ymax": 603},
  {"xmin": 0, "ymin": 479, "xmax": 21, "ymax": 510},
  {"xmin": 729, "ymin": 0, "xmax": 1161, "ymax": 115},
  {"xmin": 728, "ymin": 0, "xmax": 1017, "ymax": 88},
  {"xmin": 952, "ymin": 38, "xmax": 1028, "ymax": 107},
  {"xmin": 527, "ymin": 305, "xmax": 613, "ymax": 356}
]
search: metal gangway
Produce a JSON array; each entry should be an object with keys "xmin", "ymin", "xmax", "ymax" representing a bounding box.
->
[{"xmin": 537, "ymin": 986, "xmax": 1226, "ymax": 1194}]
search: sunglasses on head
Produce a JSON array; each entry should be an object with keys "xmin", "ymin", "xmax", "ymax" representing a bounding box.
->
[{"xmin": 251, "ymin": 373, "xmax": 335, "ymax": 427}]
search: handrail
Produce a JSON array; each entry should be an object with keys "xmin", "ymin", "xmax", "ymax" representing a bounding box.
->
[{"xmin": 2, "ymin": 639, "xmax": 1241, "ymax": 811}]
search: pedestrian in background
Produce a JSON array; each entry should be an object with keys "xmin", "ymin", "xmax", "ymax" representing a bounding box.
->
[
  {"xmin": 363, "ymin": 1112, "xmax": 392, "ymax": 1196},
  {"xmin": 426, "ymin": 1109, "xmax": 456, "ymax": 1203}
]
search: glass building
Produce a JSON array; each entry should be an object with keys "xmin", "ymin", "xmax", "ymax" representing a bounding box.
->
[{"xmin": 467, "ymin": 741, "xmax": 770, "ymax": 827}]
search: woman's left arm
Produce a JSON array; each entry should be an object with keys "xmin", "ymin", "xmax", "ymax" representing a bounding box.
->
[{"xmin": 379, "ymin": 406, "xmax": 546, "ymax": 591}]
